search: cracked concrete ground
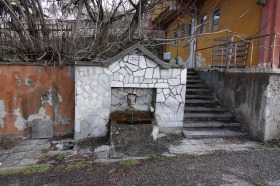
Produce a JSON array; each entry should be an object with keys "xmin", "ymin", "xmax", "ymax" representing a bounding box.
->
[
  {"xmin": 0, "ymin": 135, "xmax": 262, "ymax": 170},
  {"xmin": 1, "ymin": 135, "xmax": 280, "ymax": 185}
]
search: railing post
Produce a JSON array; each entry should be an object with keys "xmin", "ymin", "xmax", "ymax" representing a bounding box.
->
[
  {"xmin": 221, "ymin": 46, "xmax": 224, "ymax": 68},
  {"xmin": 211, "ymin": 48, "xmax": 213, "ymax": 68},
  {"xmin": 234, "ymin": 43, "xmax": 237, "ymax": 68},
  {"xmin": 250, "ymin": 41, "xmax": 254, "ymax": 68}
]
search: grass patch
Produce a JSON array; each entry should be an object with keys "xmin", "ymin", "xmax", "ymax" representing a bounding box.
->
[
  {"xmin": 57, "ymin": 153, "xmax": 68, "ymax": 160},
  {"xmin": 68, "ymin": 163, "xmax": 89, "ymax": 169},
  {"xmin": 150, "ymin": 154, "xmax": 164, "ymax": 161},
  {"xmin": 119, "ymin": 159, "xmax": 139, "ymax": 165},
  {"xmin": 0, "ymin": 166, "xmax": 48, "ymax": 175},
  {"xmin": 42, "ymin": 147, "xmax": 51, "ymax": 153},
  {"xmin": 262, "ymin": 147, "xmax": 280, "ymax": 152},
  {"xmin": 55, "ymin": 164, "xmax": 66, "ymax": 170},
  {"xmin": 255, "ymin": 181, "xmax": 264, "ymax": 186}
]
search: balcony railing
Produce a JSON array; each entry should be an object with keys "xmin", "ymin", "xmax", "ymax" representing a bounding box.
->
[{"xmin": 195, "ymin": 32, "xmax": 280, "ymax": 69}]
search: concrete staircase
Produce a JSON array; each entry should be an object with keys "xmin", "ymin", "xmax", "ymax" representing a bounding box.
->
[{"xmin": 183, "ymin": 69, "xmax": 247, "ymax": 138}]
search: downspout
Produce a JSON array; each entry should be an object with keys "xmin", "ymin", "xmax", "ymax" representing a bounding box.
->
[{"xmin": 192, "ymin": 2, "xmax": 198, "ymax": 69}]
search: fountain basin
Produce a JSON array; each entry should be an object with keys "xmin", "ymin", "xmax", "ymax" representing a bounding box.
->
[{"xmin": 110, "ymin": 111, "xmax": 157, "ymax": 148}]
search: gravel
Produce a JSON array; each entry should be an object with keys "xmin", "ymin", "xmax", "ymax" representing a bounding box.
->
[{"xmin": 0, "ymin": 150, "xmax": 280, "ymax": 186}]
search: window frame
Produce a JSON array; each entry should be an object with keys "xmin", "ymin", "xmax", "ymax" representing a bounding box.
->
[
  {"xmin": 173, "ymin": 29, "xmax": 178, "ymax": 44},
  {"xmin": 199, "ymin": 14, "xmax": 207, "ymax": 34},
  {"xmin": 179, "ymin": 25, "xmax": 185, "ymax": 41},
  {"xmin": 211, "ymin": 7, "xmax": 220, "ymax": 31}
]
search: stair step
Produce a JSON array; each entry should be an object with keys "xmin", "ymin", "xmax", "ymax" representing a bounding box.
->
[
  {"xmin": 187, "ymin": 75, "xmax": 200, "ymax": 79},
  {"xmin": 186, "ymin": 89, "xmax": 212, "ymax": 93},
  {"xmin": 184, "ymin": 113, "xmax": 233, "ymax": 120},
  {"xmin": 187, "ymin": 80, "xmax": 204, "ymax": 83},
  {"xmin": 185, "ymin": 95, "xmax": 215, "ymax": 99},
  {"xmin": 186, "ymin": 84, "xmax": 205, "ymax": 88},
  {"xmin": 183, "ymin": 129, "xmax": 247, "ymax": 139},
  {"xmin": 184, "ymin": 70, "xmax": 244, "ymax": 139},
  {"xmin": 187, "ymin": 71, "xmax": 197, "ymax": 75},
  {"xmin": 184, "ymin": 121, "xmax": 241, "ymax": 128},
  {"xmin": 185, "ymin": 100, "xmax": 218, "ymax": 104},
  {"xmin": 184, "ymin": 107, "xmax": 227, "ymax": 112}
]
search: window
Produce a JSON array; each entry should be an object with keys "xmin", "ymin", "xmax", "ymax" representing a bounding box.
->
[
  {"xmin": 169, "ymin": 0, "xmax": 177, "ymax": 10},
  {"xmin": 187, "ymin": 22, "xmax": 192, "ymax": 36},
  {"xmin": 173, "ymin": 30, "xmax": 178, "ymax": 44},
  {"xmin": 199, "ymin": 14, "xmax": 207, "ymax": 34},
  {"xmin": 212, "ymin": 7, "xmax": 220, "ymax": 30},
  {"xmin": 179, "ymin": 25, "xmax": 185, "ymax": 40}
]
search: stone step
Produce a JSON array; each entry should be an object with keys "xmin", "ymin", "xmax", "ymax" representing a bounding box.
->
[
  {"xmin": 183, "ymin": 121, "xmax": 241, "ymax": 128},
  {"xmin": 187, "ymin": 71, "xmax": 197, "ymax": 75},
  {"xmin": 184, "ymin": 113, "xmax": 234, "ymax": 121},
  {"xmin": 186, "ymin": 84, "xmax": 205, "ymax": 88},
  {"xmin": 187, "ymin": 75, "xmax": 200, "ymax": 79},
  {"xmin": 186, "ymin": 89, "xmax": 212, "ymax": 93},
  {"xmin": 183, "ymin": 129, "xmax": 247, "ymax": 139},
  {"xmin": 185, "ymin": 94, "xmax": 215, "ymax": 99},
  {"xmin": 187, "ymin": 79, "xmax": 204, "ymax": 83},
  {"xmin": 184, "ymin": 107, "xmax": 227, "ymax": 112},
  {"xmin": 185, "ymin": 100, "xmax": 219, "ymax": 105}
]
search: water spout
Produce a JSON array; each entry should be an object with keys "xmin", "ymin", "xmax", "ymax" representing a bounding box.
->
[{"xmin": 127, "ymin": 93, "xmax": 137, "ymax": 124}]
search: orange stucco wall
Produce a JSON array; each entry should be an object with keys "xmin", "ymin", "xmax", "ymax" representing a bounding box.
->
[
  {"xmin": 162, "ymin": 0, "xmax": 263, "ymax": 67},
  {"xmin": 165, "ymin": 15, "xmax": 193, "ymax": 61},
  {"xmin": 0, "ymin": 65, "xmax": 75, "ymax": 137},
  {"xmin": 196, "ymin": 0, "xmax": 262, "ymax": 67}
]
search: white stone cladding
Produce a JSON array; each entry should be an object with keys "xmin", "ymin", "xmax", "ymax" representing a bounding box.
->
[
  {"xmin": 111, "ymin": 88, "xmax": 154, "ymax": 112},
  {"xmin": 75, "ymin": 51, "xmax": 187, "ymax": 140}
]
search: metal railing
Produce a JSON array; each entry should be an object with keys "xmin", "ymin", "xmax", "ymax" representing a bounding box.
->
[{"xmin": 195, "ymin": 32, "xmax": 280, "ymax": 69}]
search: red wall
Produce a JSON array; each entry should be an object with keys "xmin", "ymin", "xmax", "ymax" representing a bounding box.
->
[
  {"xmin": 0, "ymin": 65, "xmax": 75, "ymax": 137},
  {"xmin": 258, "ymin": 0, "xmax": 280, "ymax": 68}
]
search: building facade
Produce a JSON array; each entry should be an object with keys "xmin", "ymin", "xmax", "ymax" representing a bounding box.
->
[{"xmin": 152, "ymin": 0, "xmax": 280, "ymax": 70}]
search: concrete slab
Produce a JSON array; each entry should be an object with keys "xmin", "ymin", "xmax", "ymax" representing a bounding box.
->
[
  {"xmin": 31, "ymin": 143, "xmax": 51, "ymax": 151},
  {"xmin": 30, "ymin": 118, "xmax": 53, "ymax": 139},
  {"xmin": 25, "ymin": 151, "xmax": 42, "ymax": 159},
  {"xmin": 183, "ymin": 129, "xmax": 247, "ymax": 138},
  {"xmin": 2, "ymin": 159, "xmax": 21, "ymax": 167},
  {"xmin": 0, "ymin": 153, "xmax": 10, "ymax": 162},
  {"xmin": 4, "ymin": 152, "xmax": 27, "ymax": 161},
  {"xmin": 168, "ymin": 137, "xmax": 261, "ymax": 156},
  {"xmin": 13, "ymin": 144, "xmax": 37, "ymax": 153},
  {"xmin": 18, "ymin": 158, "xmax": 38, "ymax": 166}
]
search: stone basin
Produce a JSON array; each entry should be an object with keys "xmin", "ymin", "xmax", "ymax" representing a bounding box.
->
[{"xmin": 110, "ymin": 111, "xmax": 157, "ymax": 148}]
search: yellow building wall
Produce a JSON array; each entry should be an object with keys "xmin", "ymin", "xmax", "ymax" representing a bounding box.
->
[
  {"xmin": 196, "ymin": 0, "xmax": 263, "ymax": 67},
  {"xmin": 151, "ymin": 0, "xmax": 170, "ymax": 22},
  {"xmin": 165, "ymin": 15, "xmax": 193, "ymax": 61}
]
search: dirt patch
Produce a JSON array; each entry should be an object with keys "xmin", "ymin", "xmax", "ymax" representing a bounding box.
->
[{"xmin": 0, "ymin": 138, "xmax": 24, "ymax": 150}]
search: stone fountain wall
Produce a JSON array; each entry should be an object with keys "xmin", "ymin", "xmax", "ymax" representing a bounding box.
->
[
  {"xmin": 111, "ymin": 88, "xmax": 154, "ymax": 112},
  {"xmin": 75, "ymin": 49, "xmax": 187, "ymax": 140}
]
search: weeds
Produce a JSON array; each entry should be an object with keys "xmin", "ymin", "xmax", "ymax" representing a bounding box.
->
[
  {"xmin": 0, "ymin": 166, "xmax": 48, "ymax": 175},
  {"xmin": 57, "ymin": 153, "xmax": 68, "ymax": 160},
  {"xmin": 150, "ymin": 154, "xmax": 164, "ymax": 161},
  {"xmin": 42, "ymin": 148, "xmax": 51, "ymax": 153}
]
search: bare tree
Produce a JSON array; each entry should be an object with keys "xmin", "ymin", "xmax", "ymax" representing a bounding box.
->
[{"xmin": 0, "ymin": 0, "xmax": 163, "ymax": 64}]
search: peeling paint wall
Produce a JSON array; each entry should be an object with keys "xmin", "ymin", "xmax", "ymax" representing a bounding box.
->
[{"xmin": 0, "ymin": 66, "xmax": 75, "ymax": 137}]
